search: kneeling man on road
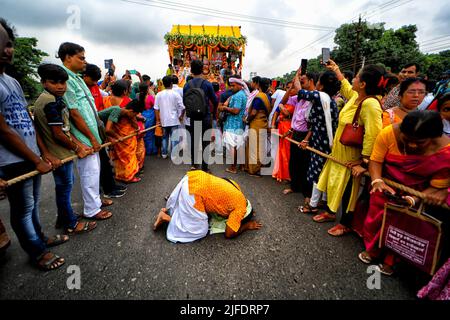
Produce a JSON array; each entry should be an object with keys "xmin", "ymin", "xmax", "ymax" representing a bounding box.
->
[{"xmin": 153, "ymin": 170, "xmax": 262, "ymax": 242}]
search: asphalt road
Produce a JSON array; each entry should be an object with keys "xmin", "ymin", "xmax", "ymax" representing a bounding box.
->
[{"xmin": 0, "ymin": 155, "xmax": 420, "ymax": 300}]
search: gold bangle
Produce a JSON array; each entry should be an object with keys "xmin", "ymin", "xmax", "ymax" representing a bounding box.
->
[{"xmin": 371, "ymin": 178, "xmax": 384, "ymax": 187}]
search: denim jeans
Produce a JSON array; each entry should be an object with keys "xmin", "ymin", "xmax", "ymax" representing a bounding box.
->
[
  {"xmin": 52, "ymin": 161, "xmax": 78, "ymax": 229},
  {"xmin": 162, "ymin": 125, "xmax": 180, "ymax": 157},
  {"xmin": 0, "ymin": 161, "xmax": 48, "ymax": 260}
]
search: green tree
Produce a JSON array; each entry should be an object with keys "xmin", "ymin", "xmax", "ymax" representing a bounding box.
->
[
  {"xmin": 332, "ymin": 23, "xmax": 423, "ymax": 73},
  {"xmin": 5, "ymin": 37, "xmax": 48, "ymax": 102},
  {"xmin": 422, "ymin": 50, "xmax": 450, "ymax": 80}
]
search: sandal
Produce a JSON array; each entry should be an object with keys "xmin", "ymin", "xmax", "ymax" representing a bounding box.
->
[
  {"xmin": 225, "ymin": 167, "xmax": 238, "ymax": 174},
  {"xmin": 46, "ymin": 234, "xmax": 69, "ymax": 248},
  {"xmin": 84, "ymin": 210, "xmax": 113, "ymax": 221},
  {"xmin": 36, "ymin": 252, "xmax": 65, "ymax": 271},
  {"xmin": 283, "ymin": 188, "xmax": 293, "ymax": 195},
  {"xmin": 298, "ymin": 203, "xmax": 319, "ymax": 214},
  {"xmin": 358, "ymin": 251, "xmax": 374, "ymax": 264},
  {"xmin": 312, "ymin": 212, "xmax": 336, "ymax": 223},
  {"xmin": 101, "ymin": 199, "xmax": 114, "ymax": 207},
  {"xmin": 66, "ymin": 221, "xmax": 97, "ymax": 235},
  {"xmin": 376, "ymin": 263, "xmax": 394, "ymax": 276},
  {"xmin": 129, "ymin": 177, "xmax": 141, "ymax": 183},
  {"xmin": 327, "ymin": 224, "xmax": 352, "ymax": 236}
]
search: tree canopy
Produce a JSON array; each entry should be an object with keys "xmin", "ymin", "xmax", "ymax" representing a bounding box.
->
[{"xmin": 5, "ymin": 37, "xmax": 48, "ymax": 102}]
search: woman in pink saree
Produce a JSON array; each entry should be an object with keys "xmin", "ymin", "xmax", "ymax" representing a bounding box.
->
[{"xmin": 360, "ymin": 111, "xmax": 450, "ymax": 276}]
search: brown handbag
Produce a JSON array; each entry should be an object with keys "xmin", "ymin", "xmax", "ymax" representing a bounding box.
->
[{"xmin": 340, "ymin": 96, "xmax": 380, "ymax": 149}]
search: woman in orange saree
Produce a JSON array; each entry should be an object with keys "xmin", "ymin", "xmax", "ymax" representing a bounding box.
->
[
  {"xmin": 272, "ymin": 104, "xmax": 294, "ymax": 182},
  {"xmin": 360, "ymin": 111, "xmax": 450, "ymax": 276},
  {"xmin": 102, "ymin": 100, "xmax": 145, "ymax": 183}
]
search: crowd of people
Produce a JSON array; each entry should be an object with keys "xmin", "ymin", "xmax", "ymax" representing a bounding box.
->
[{"xmin": 1, "ymin": 17, "xmax": 450, "ymax": 299}]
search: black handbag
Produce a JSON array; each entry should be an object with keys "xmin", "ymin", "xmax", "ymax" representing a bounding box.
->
[{"xmin": 218, "ymin": 110, "xmax": 228, "ymax": 124}]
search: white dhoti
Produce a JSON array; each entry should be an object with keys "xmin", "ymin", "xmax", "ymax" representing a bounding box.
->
[
  {"xmin": 223, "ymin": 131, "xmax": 245, "ymax": 150},
  {"xmin": 165, "ymin": 175, "xmax": 209, "ymax": 243},
  {"xmin": 76, "ymin": 153, "xmax": 102, "ymax": 217}
]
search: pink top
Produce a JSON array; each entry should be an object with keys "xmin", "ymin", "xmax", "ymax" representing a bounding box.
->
[
  {"xmin": 145, "ymin": 95, "xmax": 155, "ymax": 110},
  {"xmin": 288, "ymin": 96, "xmax": 311, "ymax": 132}
]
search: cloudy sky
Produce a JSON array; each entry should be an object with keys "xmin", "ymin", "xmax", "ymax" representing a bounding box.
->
[{"xmin": 2, "ymin": 0, "xmax": 449, "ymax": 80}]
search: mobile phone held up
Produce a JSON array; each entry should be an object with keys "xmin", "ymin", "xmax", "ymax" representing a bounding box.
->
[
  {"xmin": 322, "ymin": 48, "xmax": 331, "ymax": 65},
  {"xmin": 129, "ymin": 69, "xmax": 137, "ymax": 75},
  {"xmin": 104, "ymin": 59, "xmax": 114, "ymax": 76},
  {"xmin": 300, "ymin": 59, "xmax": 308, "ymax": 75}
]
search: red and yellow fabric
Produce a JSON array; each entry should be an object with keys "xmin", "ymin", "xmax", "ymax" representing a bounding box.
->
[
  {"xmin": 187, "ymin": 170, "xmax": 247, "ymax": 233},
  {"xmin": 136, "ymin": 137, "xmax": 145, "ymax": 170},
  {"xmin": 382, "ymin": 109, "xmax": 403, "ymax": 128},
  {"xmin": 272, "ymin": 104, "xmax": 295, "ymax": 181},
  {"xmin": 364, "ymin": 125, "xmax": 450, "ymax": 252},
  {"xmin": 109, "ymin": 118, "xmax": 139, "ymax": 182}
]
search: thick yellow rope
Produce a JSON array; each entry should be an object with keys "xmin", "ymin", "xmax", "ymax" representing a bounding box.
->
[
  {"xmin": 273, "ymin": 131, "xmax": 449, "ymax": 210},
  {"xmin": 5, "ymin": 125, "xmax": 159, "ymax": 186}
]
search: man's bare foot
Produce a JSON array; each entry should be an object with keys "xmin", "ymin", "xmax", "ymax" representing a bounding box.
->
[
  {"xmin": 153, "ymin": 208, "xmax": 171, "ymax": 231},
  {"xmin": 283, "ymin": 188, "xmax": 293, "ymax": 195}
]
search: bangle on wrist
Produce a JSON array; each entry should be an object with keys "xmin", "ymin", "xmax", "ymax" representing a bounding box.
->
[
  {"xmin": 404, "ymin": 196, "xmax": 416, "ymax": 207},
  {"xmin": 302, "ymin": 140, "xmax": 309, "ymax": 143},
  {"xmin": 371, "ymin": 178, "xmax": 384, "ymax": 187}
]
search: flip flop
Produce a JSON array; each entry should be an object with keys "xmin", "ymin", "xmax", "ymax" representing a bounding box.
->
[
  {"xmin": 327, "ymin": 224, "xmax": 352, "ymax": 236},
  {"xmin": 312, "ymin": 212, "xmax": 336, "ymax": 223},
  {"xmin": 225, "ymin": 168, "xmax": 238, "ymax": 174}
]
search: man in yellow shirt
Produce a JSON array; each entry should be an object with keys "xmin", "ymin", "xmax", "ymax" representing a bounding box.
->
[{"xmin": 153, "ymin": 170, "xmax": 262, "ymax": 242}]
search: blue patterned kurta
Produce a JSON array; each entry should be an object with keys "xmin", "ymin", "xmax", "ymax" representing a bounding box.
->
[
  {"xmin": 297, "ymin": 90, "xmax": 338, "ymax": 184},
  {"xmin": 223, "ymin": 90, "xmax": 247, "ymax": 133}
]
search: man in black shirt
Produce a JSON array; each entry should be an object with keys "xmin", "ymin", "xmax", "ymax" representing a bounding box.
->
[{"xmin": 183, "ymin": 60, "xmax": 218, "ymax": 172}]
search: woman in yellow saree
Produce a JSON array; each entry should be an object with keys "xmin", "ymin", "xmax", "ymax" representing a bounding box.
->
[{"xmin": 246, "ymin": 78, "xmax": 272, "ymax": 177}]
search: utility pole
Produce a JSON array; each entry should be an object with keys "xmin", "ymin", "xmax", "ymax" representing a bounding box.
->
[{"xmin": 353, "ymin": 15, "xmax": 363, "ymax": 74}]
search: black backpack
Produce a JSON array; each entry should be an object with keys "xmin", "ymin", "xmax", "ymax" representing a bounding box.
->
[{"xmin": 183, "ymin": 79, "xmax": 207, "ymax": 120}]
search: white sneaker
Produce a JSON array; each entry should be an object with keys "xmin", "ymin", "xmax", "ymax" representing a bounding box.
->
[{"xmin": 162, "ymin": 154, "xmax": 168, "ymax": 159}]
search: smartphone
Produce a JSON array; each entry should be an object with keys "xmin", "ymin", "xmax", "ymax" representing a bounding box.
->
[
  {"xmin": 104, "ymin": 59, "xmax": 113, "ymax": 69},
  {"xmin": 129, "ymin": 69, "xmax": 137, "ymax": 75},
  {"xmin": 322, "ymin": 48, "xmax": 331, "ymax": 65},
  {"xmin": 300, "ymin": 59, "xmax": 308, "ymax": 75}
]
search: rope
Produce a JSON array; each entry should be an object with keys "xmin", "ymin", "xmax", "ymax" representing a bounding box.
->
[
  {"xmin": 273, "ymin": 131, "xmax": 450, "ymax": 210},
  {"xmin": 5, "ymin": 124, "xmax": 160, "ymax": 187}
]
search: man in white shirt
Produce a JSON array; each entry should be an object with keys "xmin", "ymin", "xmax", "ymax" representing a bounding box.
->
[
  {"xmin": 154, "ymin": 76, "xmax": 185, "ymax": 159},
  {"xmin": 171, "ymin": 75, "xmax": 183, "ymax": 98}
]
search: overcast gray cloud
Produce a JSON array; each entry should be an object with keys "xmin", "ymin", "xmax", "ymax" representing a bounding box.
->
[
  {"xmin": 2, "ymin": 0, "xmax": 164, "ymax": 47},
  {"xmin": 249, "ymin": 0, "xmax": 295, "ymax": 59}
]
